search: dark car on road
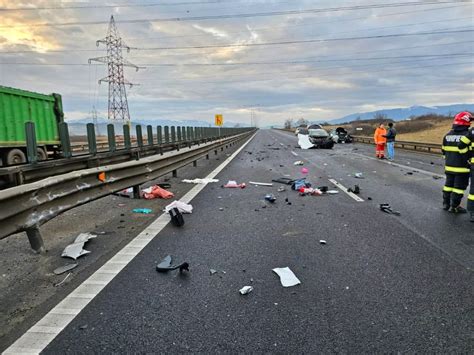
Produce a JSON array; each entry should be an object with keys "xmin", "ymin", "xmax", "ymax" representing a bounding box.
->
[{"xmin": 307, "ymin": 124, "xmax": 334, "ymax": 149}]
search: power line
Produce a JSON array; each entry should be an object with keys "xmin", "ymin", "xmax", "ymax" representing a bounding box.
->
[
  {"xmin": 132, "ymin": 29, "xmax": 474, "ymax": 50},
  {"xmin": 0, "ymin": 0, "xmax": 238, "ymax": 11},
  {"xmin": 0, "ymin": 1, "xmax": 469, "ymax": 28},
  {"xmin": 2, "ymin": 52, "xmax": 471, "ymax": 67}
]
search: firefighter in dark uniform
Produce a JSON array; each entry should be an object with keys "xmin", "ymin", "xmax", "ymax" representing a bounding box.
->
[
  {"xmin": 457, "ymin": 111, "xmax": 474, "ymax": 222},
  {"xmin": 442, "ymin": 111, "xmax": 472, "ymax": 213}
]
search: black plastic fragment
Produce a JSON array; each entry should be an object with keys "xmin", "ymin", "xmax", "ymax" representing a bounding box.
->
[{"xmin": 156, "ymin": 255, "xmax": 190, "ymax": 273}]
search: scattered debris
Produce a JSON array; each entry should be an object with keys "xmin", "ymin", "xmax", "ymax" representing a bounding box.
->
[
  {"xmin": 319, "ymin": 240, "xmax": 327, "ymax": 245},
  {"xmin": 299, "ymin": 187, "xmax": 322, "ymax": 196},
  {"xmin": 132, "ymin": 208, "xmax": 153, "ymax": 214},
  {"xmin": 292, "ymin": 178, "xmax": 309, "ymax": 190},
  {"xmin": 158, "ymin": 183, "xmax": 171, "ymax": 189},
  {"xmin": 219, "ymin": 207, "xmax": 224, "ymax": 211},
  {"xmin": 97, "ymin": 172, "xmax": 106, "ymax": 182},
  {"xmin": 347, "ymin": 185, "xmax": 360, "ymax": 194},
  {"xmin": 249, "ymin": 181, "xmax": 273, "ymax": 187},
  {"xmin": 318, "ymin": 186, "xmax": 328, "ymax": 193},
  {"xmin": 169, "ymin": 207, "xmax": 185, "ymax": 227},
  {"xmin": 273, "ymin": 267, "xmax": 301, "ymax": 287},
  {"xmin": 327, "ymin": 190, "xmax": 339, "ymax": 194},
  {"xmin": 272, "ymin": 177, "xmax": 295, "ymax": 185},
  {"xmin": 142, "ymin": 185, "xmax": 174, "ymax": 199},
  {"xmin": 210, "ymin": 269, "xmax": 217, "ymax": 275},
  {"xmin": 298, "ymin": 134, "xmax": 315, "ymax": 149},
  {"xmin": 294, "ymin": 160, "xmax": 304, "ymax": 166},
  {"xmin": 354, "ymin": 173, "xmax": 364, "ymax": 179},
  {"xmin": 165, "ymin": 201, "xmax": 193, "ymax": 214},
  {"xmin": 277, "ymin": 186, "xmax": 286, "ymax": 192},
  {"xmin": 156, "ymin": 255, "xmax": 189, "ymax": 273},
  {"xmin": 239, "ymin": 286, "xmax": 254, "ymax": 295},
  {"xmin": 54, "ymin": 263, "xmax": 78, "ymax": 275},
  {"xmin": 61, "ymin": 233, "xmax": 97, "ymax": 260},
  {"xmin": 54, "ymin": 273, "xmax": 71, "ymax": 287},
  {"xmin": 265, "ymin": 194, "xmax": 277, "ymax": 203},
  {"xmin": 182, "ymin": 178, "xmax": 219, "ymax": 184},
  {"xmin": 368, "ymin": 197, "xmax": 373, "ymax": 200},
  {"xmin": 301, "ymin": 167, "xmax": 309, "ymax": 174},
  {"xmin": 224, "ymin": 180, "xmax": 246, "ymax": 188},
  {"xmin": 433, "ymin": 176, "xmax": 442, "ymax": 180},
  {"xmin": 114, "ymin": 187, "xmax": 134, "ymax": 198},
  {"xmin": 269, "ymin": 147, "xmax": 280, "ymax": 150},
  {"xmin": 405, "ymin": 172, "xmax": 413, "ymax": 175},
  {"xmin": 379, "ymin": 203, "xmax": 401, "ymax": 216}
]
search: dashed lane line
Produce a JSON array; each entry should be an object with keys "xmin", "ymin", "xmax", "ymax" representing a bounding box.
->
[
  {"xmin": 291, "ymin": 151, "xmax": 299, "ymax": 156},
  {"xmin": 328, "ymin": 178, "xmax": 365, "ymax": 202},
  {"xmin": 3, "ymin": 133, "xmax": 258, "ymax": 355}
]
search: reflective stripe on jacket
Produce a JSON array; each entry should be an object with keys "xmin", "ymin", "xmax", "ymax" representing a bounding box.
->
[
  {"xmin": 442, "ymin": 125, "xmax": 470, "ymax": 174},
  {"xmin": 458, "ymin": 128, "xmax": 474, "ymax": 165}
]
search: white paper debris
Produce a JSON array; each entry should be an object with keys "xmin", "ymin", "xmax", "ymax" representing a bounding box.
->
[
  {"xmin": 297, "ymin": 134, "xmax": 314, "ymax": 150},
  {"xmin": 164, "ymin": 200, "xmax": 193, "ymax": 214},
  {"xmin": 61, "ymin": 232, "xmax": 97, "ymax": 260},
  {"xmin": 272, "ymin": 267, "xmax": 301, "ymax": 287},
  {"xmin": 239, "ymin": 286, "xmax": 254, "ymax": 295},
  {"xmin": 61, "ymin": 242, "xmax": 90, "ymax": 260},
  {"xmin": 74, "ymin": 233, "xmax": 97, "ymax": 244},
  {"xmin": 249, "ymin": 181, "xmax": 273, "ymax": 187},
  {"xmin": 182, "ymin": 178, "xmax": 219, "ymax": 184},
  {"xmin": 319, "ymin": 240, "xmax": 327, "ymax": 245},
  {"xmin": 327, "ymin": 190, "xmax": 339, "ymax": 194}
]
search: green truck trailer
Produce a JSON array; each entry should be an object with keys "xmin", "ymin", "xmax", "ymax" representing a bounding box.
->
[{"xmin": 0, "ymin": 85, "xmax": 64, "ymax": 165}]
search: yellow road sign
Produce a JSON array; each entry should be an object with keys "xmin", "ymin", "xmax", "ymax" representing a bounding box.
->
[{"xmin": 215, "ymin": 114, "xmax": 223, "ymax": 126}]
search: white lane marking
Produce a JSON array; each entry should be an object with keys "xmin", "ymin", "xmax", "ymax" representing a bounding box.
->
[
  {"xmin": 291, "ymin": 151, "xmax": 299, "ymax": 156},
  {"xmin": 352, "ymin": 153, "xmax": 444, "ymax": 178},
  {"xmin": 328, "ymin": 178, "xmax": 364, "ymax": 202},
  {"xmin": 3, "ymin": 133, "xmax": 257, "ymax": 355}
]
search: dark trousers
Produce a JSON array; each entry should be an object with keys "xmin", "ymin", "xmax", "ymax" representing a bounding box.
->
[
  {"xmin": 443, "ymin": 173, "xmax": 470, "ymax": 207},
  {"xmin": 468, "ymin": 169, "xmax": 474, "ymax": 212}
]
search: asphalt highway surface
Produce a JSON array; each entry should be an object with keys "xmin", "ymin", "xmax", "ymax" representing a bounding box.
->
[{"xmin": 2, "ymin": 129, "xmax": 473, "ymax": 353}]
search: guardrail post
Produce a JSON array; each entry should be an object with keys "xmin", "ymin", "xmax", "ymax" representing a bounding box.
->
[
  {"xmin": 171, "ymin": 126, "xmax": 176, "ymax": 143},
  {"xmin": 123, "ymin": 124, "xmax": 131, "ymax": 150},
  {"xmin": 59, "ymin": 122, "xmax": 72, "ymax": 158},
  {"xmin": 177, "ymin": 126, "xmax": 182, "ymax": 142},
  {"xmin": 147, "ymin": 125, "xmax": 154, "ymax": 146},
  {"xmin": 107, "ymin": 124, "xmax": 116, "ymax": 152},
  {"xmin": 188, "ymin": 126, "xmax": 192, "ymax": 141},
  {"xmin": 182, "ymin": 127, "xmax": 187, "ymax": 142},
  {"xmin": 86, "ymin": 123, "xmax": 97, "ymax": 155},
  {"xmin": 25, "ymin": 121, "xmax": 38, "ymax": 164},
  {"xmin": 136, "ymin": 125, "xmax": 143, "ymax": 149},
  {"xmin": 133, "ymin": 185, "xmax": 141, "ymax": 199},
  {"xmin": 157, "ymin": 126, "xmax": 162, "ymax": 145},
  {"xmin": 164, "ymin": 126, "xmax": 170, "ymax": 144},
  {"xmin": 26, "ymin": 226, "xmax": 45, "ymax": 253}
]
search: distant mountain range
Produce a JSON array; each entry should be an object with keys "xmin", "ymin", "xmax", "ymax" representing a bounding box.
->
[
  {"xmin": 326, "ymin": 104, "xmax": 474, "ymax": 124},
  {"xmin": 65, "ymin": 118, "xmax": 249, "ymax": 136}
]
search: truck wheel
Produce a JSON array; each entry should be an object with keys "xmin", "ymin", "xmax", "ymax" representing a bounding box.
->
[
  {"xmin": 6, "ymin": 149, "xmax": 27, "ymax": 165},
  {"xmin": 37, "ymin": 147, "xmax": 47, "ymax": 161}
]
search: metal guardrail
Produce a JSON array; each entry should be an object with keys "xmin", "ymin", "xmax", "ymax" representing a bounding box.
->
[
  {"xmin": 352, "ymin": 136, "xmax": 442, "ymax": 154},
  {"xmin": 1, "ymin": 122, "xmax": 252, "ymax": 187},
  {"xmin": 0, "ymin": 131, "xmax": 255, "ymax": 252}
]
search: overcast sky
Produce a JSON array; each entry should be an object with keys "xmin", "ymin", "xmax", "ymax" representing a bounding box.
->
[{"xmin": 0, "ymin": 0, "xmax": 473, "ymax": 126}]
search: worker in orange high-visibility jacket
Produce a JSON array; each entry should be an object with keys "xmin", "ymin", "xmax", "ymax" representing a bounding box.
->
[
  {"xmin": 442, "ymin": 111, "xmax": 472, "ymax": 214},
  {"xmin": 457, "ymin": 111, "xmax": 474, "ymax": 221},
  {"xmin": 373, "ymin": 123, "xmax": 387, "ymax": 159}
]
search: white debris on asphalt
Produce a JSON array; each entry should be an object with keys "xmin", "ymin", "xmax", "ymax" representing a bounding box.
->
[
  {"xmin": 272, "ymin": 267, "xmax": 301, "ymax": 287},
  {"xmin": 61, "ymin": 233, "xmax": 97, "ymax": 260},
  {"xmin": 293, "ymin": 160, "xmax": 304, "ymax": 166},
  {"xmin": 249, "ymin": 181, "xmax": 273, "ymax": 187},
  {"xmin": 182, "ymin": 178, "xmax": 219, "ymax": 184},
  {"xmin": 319, "ymin": 240, "xmax": 327, "ymax": 245},
  {"xmin": 297, "ymin": 134, "xmax": 314, "ymax": 149},
  {"xmin": 164, "ymin": 200, "xmax": 193, "ymax": 214},
  {"xmin": 239, "ymin": 286, "xmax": 254, "ymax": 295}
]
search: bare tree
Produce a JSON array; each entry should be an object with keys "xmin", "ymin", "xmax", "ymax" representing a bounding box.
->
[
  {"xmin": 284, "ymin": 118, "xmax": 294, "ymax": 129},
  {"xmin": 295, "ymin": 118, "xmax": 309, "ymax": 127}
]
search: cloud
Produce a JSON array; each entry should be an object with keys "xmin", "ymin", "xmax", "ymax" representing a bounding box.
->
[{"xmin": 0, "ymin": 0, "xmax": 472, "ymax": 126}]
